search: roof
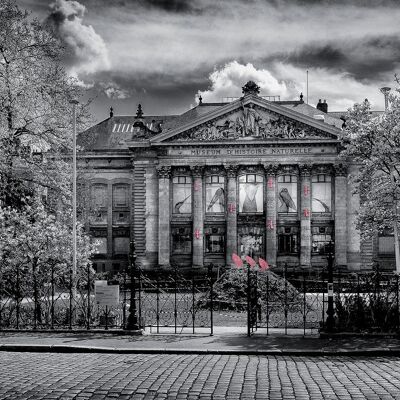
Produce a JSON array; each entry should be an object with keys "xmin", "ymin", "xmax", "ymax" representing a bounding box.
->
[
  {"xmin": 282, "ymin": 103, "xmax": 343, "ymax": 129},
  {"xmin": 79, "ymin": 99, "xmax": 345, "ymax": 151}
]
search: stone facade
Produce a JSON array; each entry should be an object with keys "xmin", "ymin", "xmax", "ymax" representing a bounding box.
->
[{"xmin": 77, "ymin": 84, "xmax": 394, "ymax": 274}]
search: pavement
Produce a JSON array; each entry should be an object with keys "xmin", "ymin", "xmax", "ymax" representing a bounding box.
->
[
  {"xmin": 2, "ymin": 330, "xmax": 400, "ymax": 399},
  {"xmin": 1, "ymin": 327, "xmax": 400, "ymax": 355}
]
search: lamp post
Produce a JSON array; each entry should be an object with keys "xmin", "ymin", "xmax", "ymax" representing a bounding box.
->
[
  {"xmin": 326, "ymin": 240, "xmax": 335, "ymax": 332},
  {"xmin": 127, "ymin": 240, "xmax": 139, "ymax": 330},
  {"xmin": 70, "ymin": 99, "xmax": 79, "ymax": 324}
]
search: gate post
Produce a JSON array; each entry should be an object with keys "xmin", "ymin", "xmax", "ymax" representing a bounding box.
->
[
  {"xmin": 247, "ymin": 263, "xmax": 251, "ymax": 337},
  {"xmin": 208, "ymin": 264, "xmax": 214, "ymax": 337},
  {"xmin": 326, "ymin": 241, "xmax": 335, "ymax": 332}
]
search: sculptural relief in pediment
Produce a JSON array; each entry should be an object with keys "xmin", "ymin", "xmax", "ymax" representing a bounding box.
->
[{"xmin": 169, "ymin": 103, "xmax": 334, "ymax": 142}]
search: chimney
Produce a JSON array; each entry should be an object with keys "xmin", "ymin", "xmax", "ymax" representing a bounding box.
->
[
  {"xmin": 316, "ymin": 99, "xmax": 328, "ymax": 113},
  {"xmin": 109, "ymin": 106, "xmax": 114, "ymax": 118},
  {"xmin": 380, "ymin": 87, "xmax": 391, "ymax": 111}
]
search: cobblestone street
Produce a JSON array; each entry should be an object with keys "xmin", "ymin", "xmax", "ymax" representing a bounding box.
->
[{"xmin": 1, "ymin": 352, "xmax": 400, "ymax": 399}]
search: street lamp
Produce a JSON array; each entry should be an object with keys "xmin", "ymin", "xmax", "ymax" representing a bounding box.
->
[
  {"xmin": 127, "ymin": 240, "xmax": 139, "ymax": 330},
  {"xmin": 325, "ymin": 240, "xmax": 335, "ymax": 332},
  {"xmin": 70, "ymin": 99, "xmax": 79, "ymax": 326}
]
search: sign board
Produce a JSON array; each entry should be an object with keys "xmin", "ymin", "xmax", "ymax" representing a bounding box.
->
[
  {"xmin": 327, "ymin": 283, "xmax": 334, "ymax": 297},
  {"xmin": 94, "ymin": 280, "xmax": 108, "ymax": 291},
  {"xmin": 95, "ymin": 285, "xmax": 119, "ymax": 306}
]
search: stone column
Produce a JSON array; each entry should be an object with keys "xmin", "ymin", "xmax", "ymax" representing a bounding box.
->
[
  {"xmin": 157, "ymin": 166, "xmax": 171, "ymax": 267},
  {"xmin": 264, "ymin": 164, "xmax": 278, "ymax": 267},
  {"xmin": 335, "ymin": 163, "xmax": 348, "ymax": 267},
  {"xmin": 145, "ymin": 164, "xmax": 159, "ymax": 268},
  {"xmin": 300, "ymin": 164, "xmax": 312, "ymax": 267},
  {"xmin": 225, "ymin": 164, "xmax": 238, "ymax": 266},
  {"xmin": 191, "ymin": 165, "xmax": 204, "ymax": 268}
]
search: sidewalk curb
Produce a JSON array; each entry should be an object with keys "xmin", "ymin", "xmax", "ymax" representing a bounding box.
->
[{"xmin": 0, "ymin": 344, "xmax": 399, "ymax": 357}]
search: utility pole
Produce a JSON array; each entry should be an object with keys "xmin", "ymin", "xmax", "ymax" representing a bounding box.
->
[{"xmin": 70, "ymin": 99, "xmax": 79, "ymax": 321}]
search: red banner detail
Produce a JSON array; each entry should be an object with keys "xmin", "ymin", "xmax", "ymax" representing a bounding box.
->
[
  {"xmin": 259, "ymin": 257, "xmax": 269, "ymax": 271},
  {"xmin": 303, "ymin": 208, "xmax": 310, "ymax": 217},
  {"xmin": 194, "ymin": 229, "xmax": 201, "ymax": 239},
  {"xmin": 245, "ymin": 255, "xmax": 257, "ymax": 267},
  {"xmin": 232, "ymin": 253, "xmax": 243, "ymax": 268}
]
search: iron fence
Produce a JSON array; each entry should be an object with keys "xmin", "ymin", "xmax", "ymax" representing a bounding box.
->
[{"xmin": 0, "ymin": 264, "xmax": 399, "ymax": 335}]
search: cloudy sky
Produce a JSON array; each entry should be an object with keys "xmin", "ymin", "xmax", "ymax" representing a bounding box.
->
[{"xmin": 20, "ymin": 0, "xmax": 400, "ymax": 122}]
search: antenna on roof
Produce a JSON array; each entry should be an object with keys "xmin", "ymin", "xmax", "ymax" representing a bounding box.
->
[{"xmin": 306, "ymin": 70, "xmax": 309, "ymax": 105}]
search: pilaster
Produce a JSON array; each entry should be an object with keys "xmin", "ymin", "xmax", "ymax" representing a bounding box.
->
[
  {"xmin": 191, "ymin": 165, "xmax": 204, "ymax": 267},
  {"xmin": 157, "ymin": 166, "xmax": 171, "ymax": 267},
  {"xmin": 225, "ymin": 164, "xmax": 239, "ymax": 266},
  {"xmin": 334, "ymin": 163, "xmax": 348, "ymax": 267},
  {"xmin": 300, "ymin": 164, "xmax": 312, "ymax": 267},
  {"xmin": 264, "ymin": 163, "xmax": 278, "ymax": 267}
]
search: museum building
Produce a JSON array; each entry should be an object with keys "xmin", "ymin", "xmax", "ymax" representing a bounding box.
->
[{"xmin": 78, "ymin": 81, "xmax": 394, "ymax": 274}]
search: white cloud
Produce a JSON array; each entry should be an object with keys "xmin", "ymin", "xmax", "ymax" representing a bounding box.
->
[
  {"xmin": 197, "ymin": 61, "xmax": 387, "ymax": 111},
  {"xmin": 198, "ymin": 61, "xmax": 291, "ymax": 102},
  {"xmin": 48, "ymin": 0, "xmax": 110, "ymax": 75}
]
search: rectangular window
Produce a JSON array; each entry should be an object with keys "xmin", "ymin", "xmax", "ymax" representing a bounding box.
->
[
  {"xmin": 113, "ymin": 237, "xmax": 130, "ymax": 254},
  {"xmin": 91, "ymin": 184, "xmax": 107, "ymax": 209},
  {"xmin": 205, "ymin": 176, "xmax": 225, "ymax": 213},
  {"xmin": 312, "ymin": 175, "xmax": 332, "ymax": 213},
  {"xmin": 278, "ymin": 226, "xmax": 299, "ymax": 254},
  {"xmin": 378, "ymin": 228, "xmax": 395, "ymax": 254},
  {"xmin": 113, "ymin": 185, "xmax": 129, "ymax": 208},
  {"xmin": 205, "ymin": 226, "xmax": 225, "ymax": 253},
  {"xmin": 93, "ymin": 237, "xmax": 107, "ymax": 254},
  {"xmin": 172, "ymin": 226, "xmax": 192, "ymax": 254},
  {"xmin": 277, "ymin": 175, "xmax": 297, "ymax": 213},
  {"xmin": 238, "ymin": 226, "xmax": 264, "ymax": 260},
  {"xmin": 238, "ymin": 174, "xmax": 264, "ymax": 213},
  {"xmin": 312, "ymin": 226, "xmax": 334, "ymax": 254},
  {"xmin": 172, "ymin": 176, "xmax": 192, "ymax": 214}
]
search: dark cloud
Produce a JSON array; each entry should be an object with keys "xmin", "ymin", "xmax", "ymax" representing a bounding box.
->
[
  {"xmin": 267, "ymin": 0, "xmax": 400, "ymax": 6},
  {"xmin": 279, "ymin": 34, "xmax": 400, "ymax": 81},
  {"xmin": 138, "ymin": 0, "xmax": 196, "ymax": 13}
]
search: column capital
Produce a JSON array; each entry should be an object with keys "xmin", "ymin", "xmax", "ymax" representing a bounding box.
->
[
  {"xmin": 312, "ymin": 164, "xmax": 333, "ymax": 175},
  {"xmin": 190, "ymin": 165, "xmax": 205, "ymax": 177},
  {"xmin": 299, "ymin": 164, "xmax": 313, "ymax": 176},
  {"xmin": 278, "ymin": 164, "xmax": 299, "ymax": 175},
  {"xmin": 224, "ymin": 164, "xmax": 239, "ymax": 178},
  {"xmin": 156, "ymin": 165, "xmax": 171, "ymax": 179},
  {"xmin": 205, "ymin": 165, "xmax": 225, "ymax": 176},
  {"xmin": 334, "ymin": 163, "xmax": 348, "ymax": 177},
  {"xmin": 263, "ymin": 163, "xmax": 279, "ymax": 175}
]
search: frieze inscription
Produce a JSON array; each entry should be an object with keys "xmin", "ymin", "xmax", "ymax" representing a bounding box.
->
[{"xmin": 166, "ymin": 146, "xmax": 336, "ymax": 157}]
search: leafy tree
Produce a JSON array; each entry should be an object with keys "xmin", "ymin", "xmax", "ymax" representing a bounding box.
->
[
  {"xmin": 0, "ymin": 199, "xmax": 98, "ymax": 326},
  {"xmin": 0, "ymin": 0, "xmax": 91, "ymax": 208},
  {"xmin": 0, "ymin": 0, "xmax": 97, "ymax": 311},
  {"xmin": 341, "ymin": 85, "xmax": 400, "ymax": 271}
]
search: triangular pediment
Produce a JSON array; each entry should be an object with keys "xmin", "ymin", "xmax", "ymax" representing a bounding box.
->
[{"xmin": 150, "ymin": 95, "xmax": 340, "ymax": 144}]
